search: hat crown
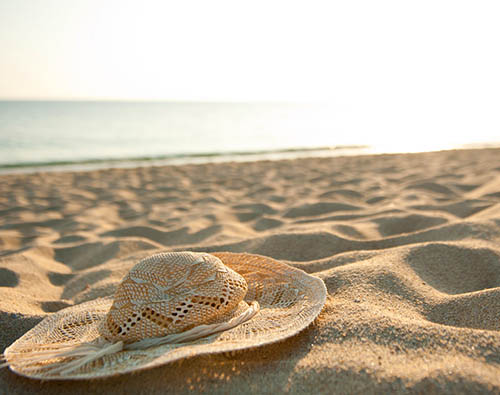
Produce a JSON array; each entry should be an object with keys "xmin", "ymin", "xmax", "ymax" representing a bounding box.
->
[{"xmin": 100, "ymin": 252, "xmax": 248, "ymax": 343}]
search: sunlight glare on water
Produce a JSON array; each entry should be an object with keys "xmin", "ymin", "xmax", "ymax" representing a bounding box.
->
[{"xmin": 0, "ymin": 100, "xmax": 499, "ymax": 170}]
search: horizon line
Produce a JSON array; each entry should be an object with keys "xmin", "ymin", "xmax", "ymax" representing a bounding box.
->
[{"xmin": 0, "ymin": 97, "xmax": 325, "ymax": 105}]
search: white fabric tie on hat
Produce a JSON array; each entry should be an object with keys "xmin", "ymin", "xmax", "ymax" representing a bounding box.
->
[{"xmin": 3, "ymin": 300, "xmax": 259, "ymax": 376}]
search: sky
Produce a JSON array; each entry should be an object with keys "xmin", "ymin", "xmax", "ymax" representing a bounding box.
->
[{"xmin": 1, "ymin": 0, "xmax": 499, "ymax": 148}]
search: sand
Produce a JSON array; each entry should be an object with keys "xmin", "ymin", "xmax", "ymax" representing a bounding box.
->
[{"xmin": 1, "ymin": 148, "xmax": 500, "ymax": 394}]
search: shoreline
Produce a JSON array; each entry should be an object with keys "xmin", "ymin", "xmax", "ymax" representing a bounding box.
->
[
  {"xmin": 0, "ymin": 145, "xmax": 370, "ymax": 175},
  {"xmin": 2, "ymin": 143, "xmax": 500, "ymax": 176}
]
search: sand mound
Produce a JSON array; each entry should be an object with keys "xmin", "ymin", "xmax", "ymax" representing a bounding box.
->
[{"xmin": 1, "ymin": 148, "xmax": 500, "ymax": 393}]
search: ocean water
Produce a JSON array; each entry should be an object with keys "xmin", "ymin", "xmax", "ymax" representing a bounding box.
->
[
  {"xmin": 0, "ymin": 101, "xmax": 497, "ymax": 173},
  {"xmin": 0, "ymin": 101, "xmax": 370, "ymax": 171}
]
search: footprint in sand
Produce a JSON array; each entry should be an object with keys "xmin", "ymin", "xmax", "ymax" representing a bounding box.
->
[
  {"xmin": 373, "ymin": 214, "xmax": 448, "ymax": 237},
  {"xmin": 253, "ymin": 217, "xmax": 283, "ymax": 231},
  {"xmin": 40, "ymin": 300, "xmax": 73, "ymax": 313},
  {"xmin": 284, "ymin": 202, "xmax": 362, "ymax": 218},
  {"xmin": 407, "ymin": 243, "xmax": 500, "ymax": 331},
  {"xmin": 0, "ymin": 268, "xmax": 19, "ymax": 287},
  {"xmin": 407, "ymin": 243, "xmax": 500, "ymax": 294},
  {"xmin": 409, "ymin": 199, "xmax": 493, "ymax": 218}
]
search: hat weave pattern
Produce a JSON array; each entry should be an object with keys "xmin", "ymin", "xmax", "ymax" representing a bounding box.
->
[
  {"xmin": 100, "ymin": 252, "xmax": 249, "ymax": 343},
  {"xmin": 3, "ymin": 252, "xmax": 326, "ymax": 380}
]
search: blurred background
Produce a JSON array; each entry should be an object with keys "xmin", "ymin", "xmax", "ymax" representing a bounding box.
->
[{"xmin": 1, "ymin": 0, "xmax": 499, "ymax": 170}]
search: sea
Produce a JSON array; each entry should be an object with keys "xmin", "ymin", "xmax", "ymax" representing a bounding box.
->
[{"xmin": 0, "ymin": 101, "xmax": 498, "ymax": 174}]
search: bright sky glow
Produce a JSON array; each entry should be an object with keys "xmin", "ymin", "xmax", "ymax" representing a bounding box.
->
[{"xmin": 1, "ymin": 0, "xmax": 499, "ymax": 148}]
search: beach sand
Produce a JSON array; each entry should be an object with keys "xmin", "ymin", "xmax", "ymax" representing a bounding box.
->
[{"xmin": 1, "ymin": 148, "xmax": 500, "ymax": 394}]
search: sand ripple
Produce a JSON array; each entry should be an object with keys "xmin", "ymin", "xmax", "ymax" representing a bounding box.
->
[{"xmin": 1, "ymin": 149, "xmax": 500, "ymax": 393}]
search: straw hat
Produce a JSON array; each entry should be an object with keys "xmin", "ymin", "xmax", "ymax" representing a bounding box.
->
[{"xmin": 2, "ymin": 251, "xmax": 326, "ymax": 380}]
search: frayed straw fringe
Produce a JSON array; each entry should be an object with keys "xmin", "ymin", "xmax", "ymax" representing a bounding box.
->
[{"xmin": 2, "ymin": 301, "xmax": 259, "ymax": 376}]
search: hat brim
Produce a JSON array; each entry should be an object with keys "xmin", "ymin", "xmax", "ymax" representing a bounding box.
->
[{"xmin": 4, "ymin": 252, "xmax": 327, "ymax": 380}]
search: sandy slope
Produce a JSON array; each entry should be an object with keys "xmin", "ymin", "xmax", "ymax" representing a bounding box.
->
[{"xmin": 1, "ymin": 148, "xmax": 500, "ymax": 394}]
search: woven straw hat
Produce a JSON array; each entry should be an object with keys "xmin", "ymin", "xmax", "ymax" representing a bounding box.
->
[{"xmin": 2, "ymin": 251, "xmax": 326, "ymax": 380}]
